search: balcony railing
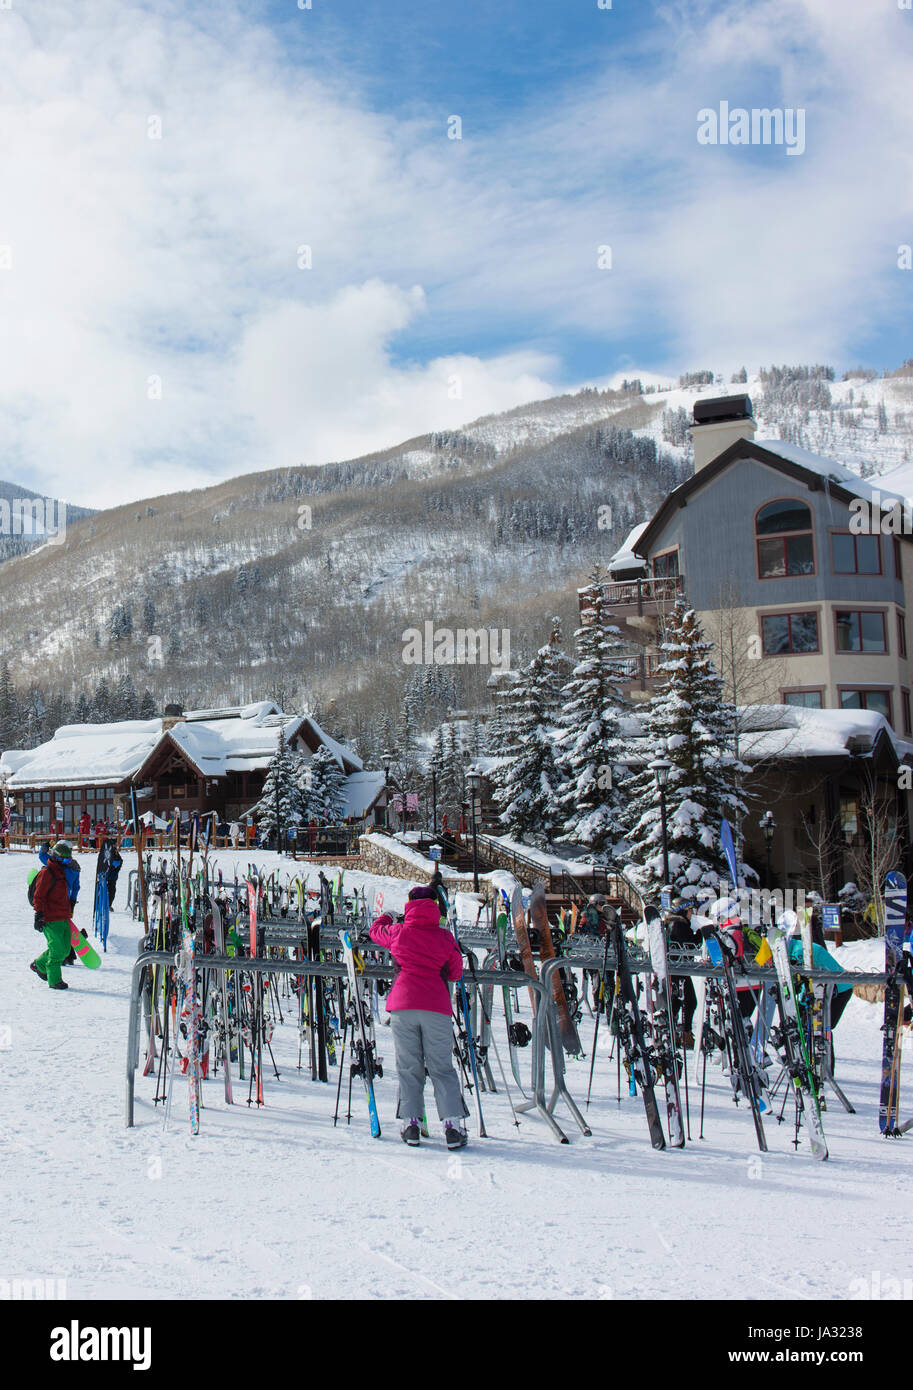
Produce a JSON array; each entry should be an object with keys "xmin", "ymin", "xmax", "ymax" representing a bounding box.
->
[
  {"xmin": 614, "ymin": 651, "xmax": 665, "ymax": 691},
  {"xmin": 603, "ymin": 574, "xmax": 684, "ymax": 614}
]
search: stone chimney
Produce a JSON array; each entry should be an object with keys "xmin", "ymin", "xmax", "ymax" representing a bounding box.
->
[
  {"xmin": 162, "ymin": 702, "xmax": 185, "ymax": 733},
  {"xmin": 690, "ymin": 394, "xmax": 756, "ymax": 472}
]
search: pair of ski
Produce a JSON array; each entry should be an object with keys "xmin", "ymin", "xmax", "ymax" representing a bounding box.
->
[
  {"xmin": 508, "ymin": 881, "xmax": 582, "ymax": 1055},
  {"xmin": 880, "ymin": 870, "xmax": 909, "ymax": 1137},
  {"xmin": 338, "ymin": 929, "xmax": 382, "ymax": 1138},
  {"xmin": 699, "ymin": 926, "xmax": 827, "ymax": 1159}
]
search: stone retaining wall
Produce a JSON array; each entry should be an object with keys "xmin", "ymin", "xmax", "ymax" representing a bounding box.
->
[{"xmin": 358, "ymin": 834, "xmax": 490, "ymax": 898}]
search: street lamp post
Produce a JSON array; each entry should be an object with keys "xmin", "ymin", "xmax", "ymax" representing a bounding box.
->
[
  {"xmin": 760, "ymin": 810, "xmax": 776, "ymax": 891},
  {"xmin": 649, "ymin": 757, "xmax": 672, "ymax": 889},
  {"xmin": 382, "ymin": 748, "xmax": 394, "ymax": 830},
  {"xmin": 466, "ymin": 766, "xmax": 481, "ymax": 893},
  {"xmin": 431, "ymin": 768, "xmax": 438, "ymax": 839}
]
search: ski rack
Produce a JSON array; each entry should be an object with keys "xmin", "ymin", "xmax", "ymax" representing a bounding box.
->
[{"xmin": 123, "ymin": 947, "xmax": 588, "ymax": 1142}]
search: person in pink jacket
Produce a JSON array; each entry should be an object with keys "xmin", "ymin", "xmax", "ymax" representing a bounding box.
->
[{"xmin": 369, "ymin": 883, "xmax": 468, "ymax": 1148}]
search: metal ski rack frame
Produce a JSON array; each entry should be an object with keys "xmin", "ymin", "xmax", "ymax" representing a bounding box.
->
[{"xmin": 124, "ymin": 948, "xmax": 584, "ymax": 1142}]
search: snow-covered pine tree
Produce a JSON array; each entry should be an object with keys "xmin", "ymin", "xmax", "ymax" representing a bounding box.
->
[
  {"xmin": 258, "ymin": 730, "xmax": 301, "ymax": 846},
  {"xmin": 306, "ymin": 745, "xmax": 348, "ymax": 824},
  {"xmin": 495, "ymin": 623, "xmax": 568, "ymax": 843},
  {"xmin": 554, "ymin": 566, "xmax": 630, "ymax": 858},
  {"xmin": 115, "ymin": 672, "xmax": 138, "ymax": 720},
  {"xmin": 139, "ymin": 689, "xmax": 157, "ymax": 719},
  {"xmin": 540, "ymin": 617, "xmax": 572, "ymax": 723},
  {"xmin": 93, "ymin": 678, "xmax": 113, "ymax": 723},
  {"xmin": 621, "ymin": 600, "xmax": 748, "ymax": 901},
  {"xmin": 0, "ymin": 660, "xmax": 21, "ymax": 751}
]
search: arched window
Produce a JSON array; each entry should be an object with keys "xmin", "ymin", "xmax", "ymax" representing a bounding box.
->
[{"xmin": 756, "ymin": 499, "xmax": 815, "ymax": 578}]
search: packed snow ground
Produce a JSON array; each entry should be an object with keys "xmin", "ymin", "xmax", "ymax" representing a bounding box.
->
[{"xmin": 1, "ymin": 848, "xmax": 909, "ymax": 1302}]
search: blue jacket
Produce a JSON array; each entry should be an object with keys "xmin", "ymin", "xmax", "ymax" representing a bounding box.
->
[{"xmin": 38, "ymin": 846, "xmax": 81, "ymax": 905}]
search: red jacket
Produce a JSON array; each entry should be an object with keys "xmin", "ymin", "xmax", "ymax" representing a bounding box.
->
[
  {"xmin": 33, "ymin": 859, "xmax": 73, "ymax": 922},
  {"xmin": 369, "ymin": 898, "xmax": 463, "ymax": 1015}
]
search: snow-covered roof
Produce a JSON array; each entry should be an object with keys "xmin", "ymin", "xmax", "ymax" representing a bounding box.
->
[
  {"xmin": 1, "ymin": 703, "xmax": 363, "ymax": 790},
  {"xmin": 609, "ymin": 521, "xmax": 649, "ymax": 575},
  {"xmin": 2, "ymin": 719, "xmax": 163, "ymax": 789},
  {"xmin": 340, "ymin": 771, "xmax": 387, "ymax": 818},
  {"xmin": 735, "ymin": 704, "xmax": 913, "ymax": 764},
  {"xmin": 753, "ymin": 440, "xmax": 909, "ymax": 508}
]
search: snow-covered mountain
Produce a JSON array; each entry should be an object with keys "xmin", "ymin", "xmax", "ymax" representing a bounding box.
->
[{"xmin": 0, "ymin": 360, "xmax": 910, "ymax": 742}]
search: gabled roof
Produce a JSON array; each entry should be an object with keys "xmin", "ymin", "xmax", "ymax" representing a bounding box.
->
[
  {"xmin": 2, "ymin": 703, "xmax": 363, "ymax": 789},
  {"xmin": 635, "ymin": 439, "xmax": 913, "ymax": 558}
]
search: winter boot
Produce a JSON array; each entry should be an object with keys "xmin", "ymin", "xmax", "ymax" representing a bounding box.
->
[
  {"xmin": 444, "ymin": 1120, "xmax": 468, "ymax": 1150},
  {"xmin": 49, "ymin": 979, "xmax": 69, "ymax": 990},
  {"xmin": 401, "ymin": 1119, "xmax": 421, "ymax": 1146},
  {"xmin": 30, "ymin": 961, "xmax": 47, "ymax": 980}
]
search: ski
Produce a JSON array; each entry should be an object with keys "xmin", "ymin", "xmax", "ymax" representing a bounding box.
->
[
  {"xmin": 879, "ymin": 870, "xmax": 908, "ymax": 1135},
  {"xmin": 769, "ymin": 930, "xmax": 827, "ymax": 1159},
  {"xmin": 644, "ymin": 907, "xmax": 685, "ymax": 1147},
  {"xmin": 610, "ymin": 916, "xmax": 666, "ymax": 1149},
  {"xmin": 338, "ymin": 929, "xmax": 382, "ymax": 1138},
  {"xmin": 704, "ymin": 933, "xmax": 768, "ymax": 1151},
  {"xmin": 530, "ymin": 880, "xmax": 581, "ymax": 1055}
]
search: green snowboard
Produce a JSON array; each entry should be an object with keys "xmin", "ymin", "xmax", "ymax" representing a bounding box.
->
[{"xmin": 69, "ymin": 920, "xmax": 101, "ymax": 969}]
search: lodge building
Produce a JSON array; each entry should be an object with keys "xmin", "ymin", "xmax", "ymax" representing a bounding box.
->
[{"xmin": 0, "ymin": 701, "xmax": 387, "ymax": 834}]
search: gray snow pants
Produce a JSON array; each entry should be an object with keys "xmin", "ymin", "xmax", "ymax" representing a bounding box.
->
[{"xmin": 391, "ymin": 1009, "xmax": 464, "ymax": 1122}]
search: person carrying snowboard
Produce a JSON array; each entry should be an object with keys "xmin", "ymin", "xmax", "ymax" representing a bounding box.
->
[
  {"xmin": 37, "ymin": 838, "xmax": 81, "ymax": 965},
  {"xmin": 369, "ymin": 883, "xmax": 467, "ymax": 1148},
  {"xmin": 31, "ymin": 841, "xmax": 78, "ymax": 990}
]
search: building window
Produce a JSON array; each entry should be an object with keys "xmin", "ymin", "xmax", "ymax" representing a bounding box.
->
[
  {"xmin": 835, "ymin": 610, "xmax": 887, "ymax": 653},
  {"xmin": 761, "ymin": 611, "xmax": 820, "ymax": 655},
  {"xmin": 831, "ymin": 532, "xmax": 881, "ymax": 575},
  {"xmin": 838, "ymin": 688, "xmax": 893, "ymax": 722},
  {"xmin": 782, "ymin": 689, "xmax": 824, "ymax": 709},
  {"xmin": 756, "ymin": 500, "xmax": 815, "ymax": 578},
  {"xmin": 895, "ymin": 538, "xmax": 903, "ymax": 582},
  {"xmin": 652, "ymin": 549, "xmax": 679, "ymax": 579},
  {"xmin": 899, "ymin": 613, "xmax": 908, "ymax": 660},
  {"xmin": 903, "ymin": 689, "xmax": 912, "ymax": 737}
]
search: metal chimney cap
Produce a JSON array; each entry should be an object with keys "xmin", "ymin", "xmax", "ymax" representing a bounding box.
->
[{"xmin": 693, "ymin": 394, "xmax": 754, "ymax": 425}]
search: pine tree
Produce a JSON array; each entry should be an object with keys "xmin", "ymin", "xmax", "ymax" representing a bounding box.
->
[
  {"xmin": 306, "ymin": 745, "xmax": 348, "ymax": 824},
  {"xmin": 74, "ymin": 692, "xmax": 92, "ymax": 724},
  {"xmin": 440, "ymin": 721, "xmax": 465, "ymax": 821},
  {"xmin": 0, "ymin": 660, "xmax": 20, "ymax": 751},
  {"xmin": 258, "ymin": 731, "xmax": 300, "ymax": 844},
  {"xmin": 139, "ymin": 689, "xmax": 157, "ymax": 719},
  {"xmin": 93, "ymin": 678, "xmax": 113, "ymax": 723},
  {"xmin": 108, "ymin": 603, "xmax": 133, "ymax": 643},
  {"xmin": 495, "ymin": 631, "xmax": 565, "ymax": 844},
  {"xmin": 554, "ymin": 566, "xmax": 630, "ymax": 857},
  {"xmin": 143, "ymin": 596, "xmax": 157, "ymax": 635},
  {"xmin": 621, "ymin": 601, "xmax": 748, "ymax": 901},
  {"xmin": 115, "ymin": 672, "xmax": 138, "ymax": 720}
]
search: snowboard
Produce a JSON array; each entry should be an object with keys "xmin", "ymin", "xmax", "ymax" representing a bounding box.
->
[{"xmin": 69, "ymin": 920, "xmax": 101, "ymax": 969}]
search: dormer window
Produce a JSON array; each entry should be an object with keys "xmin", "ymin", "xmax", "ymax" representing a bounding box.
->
[{"xmin": 756, "ymin": 499, "xmax": 815, "ymax": 578}]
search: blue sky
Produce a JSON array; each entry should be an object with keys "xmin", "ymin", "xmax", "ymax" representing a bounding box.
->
[{"xmin": 1, "ymin": 0, "xmax": 912, "ymax": 503}]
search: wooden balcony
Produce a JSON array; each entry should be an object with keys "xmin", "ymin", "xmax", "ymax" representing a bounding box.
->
[
  {"xmin": 602, "ymin": 574, "xmax": 684, "ymax": 614},
  {"xmin": 613, "ymin": 650, "xmax": 665, "ymax": 693}
]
